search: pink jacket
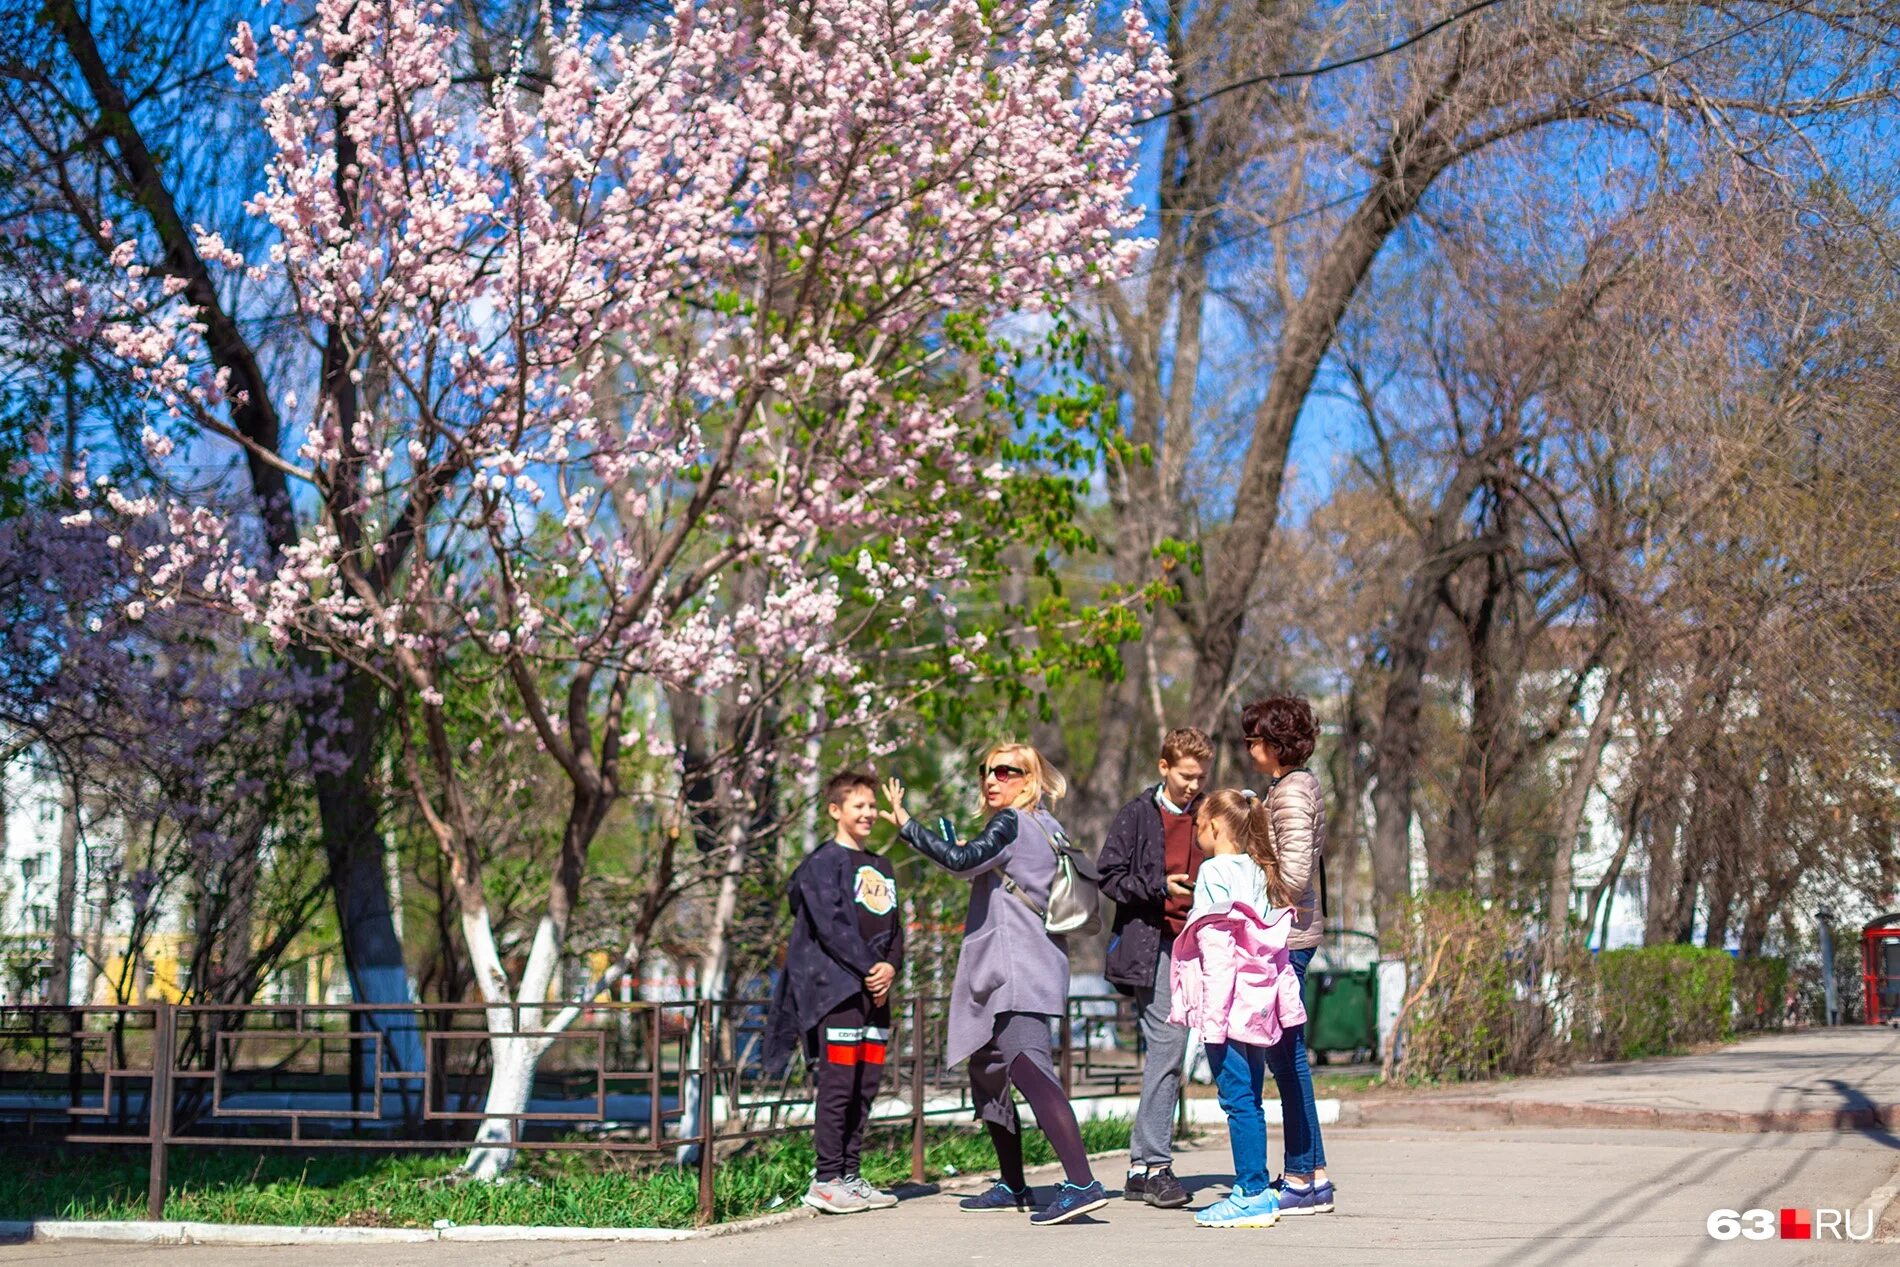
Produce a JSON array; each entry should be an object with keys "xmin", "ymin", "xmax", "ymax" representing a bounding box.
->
[{"xmin": 1168, "ymin": 901, "xmax": 1307, "ymax": 1047}]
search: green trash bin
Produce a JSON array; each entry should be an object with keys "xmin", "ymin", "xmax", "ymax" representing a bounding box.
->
[
  {"xmin": 1302, "ymin": 967, "xmax": 1376, "ymax": 1061},
  {"xmin": 1299, "ymin": 930, "xmax": 1380, "ymax": 1062}
]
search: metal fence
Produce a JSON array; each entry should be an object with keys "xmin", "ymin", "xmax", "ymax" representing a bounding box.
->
[{"xmin": 0, "ymin": 994, "xmax": 1143, "ymax": 1224}]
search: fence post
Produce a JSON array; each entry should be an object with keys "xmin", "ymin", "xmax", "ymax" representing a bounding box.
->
[
  {"xmin": 695, "ymin": 1001, "xmax": 716, "ymax": 1225},
  {"xmin": 909, "ymin": 1001, "xmax": 926, "ymax": 1184},
  {"xmin": 146, "ymin": 1001, "xmax": 174, "ymax": 1222},
  {"xmin": 1058, "ymin": 1008, "xmax": 1073, "ymax": 1094},
  {"xmin": 67, "ymin": 1007, "xmax": 83, "ymax": 1122}
]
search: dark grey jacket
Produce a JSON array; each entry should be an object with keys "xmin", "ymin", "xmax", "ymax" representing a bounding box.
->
[{"xmin": 1098, "ymin": 785, "xmax": 1201, "ymax": 992}]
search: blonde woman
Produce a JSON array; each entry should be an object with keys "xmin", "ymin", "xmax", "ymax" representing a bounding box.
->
[{"xmin": 881, "ymin": 743, "xmax": 1108, "ymax": 1225}]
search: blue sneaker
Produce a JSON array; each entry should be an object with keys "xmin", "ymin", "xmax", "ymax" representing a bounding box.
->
[
  {"xmin": 1029, "ymin": 1180, "xmax": 1110, "ymax": 1225},
  {"xmin": 1195, "ymin": 1184, "xmax": 1281, "ymax": 1228},
  {"xmin": 1276, "ymin": 1179, "xmax": 1335, "ymax": 1215},
  {"xmin": 959, "ymin": 1181, "xmax": 1032, "ymax": 1212}
]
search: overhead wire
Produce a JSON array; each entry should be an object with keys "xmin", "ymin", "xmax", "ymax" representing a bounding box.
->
[
  {"xmin": 1114, "ymin": 2, "xmax": 1802, "ymax": 287},
  {"xmin": 1133, "ymin": 0, "xmax": 1517, "ymax": 127}
]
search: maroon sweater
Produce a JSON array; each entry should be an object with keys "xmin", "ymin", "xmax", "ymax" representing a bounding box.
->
[{"xmin": 1160, "ymin": 798, "xmax": 1200, "ymax": 935}]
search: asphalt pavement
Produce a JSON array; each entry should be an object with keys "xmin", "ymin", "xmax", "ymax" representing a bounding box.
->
[{"xmin": 6, "ymin": 1028, "xmax": 1900, "ymax": 1266}]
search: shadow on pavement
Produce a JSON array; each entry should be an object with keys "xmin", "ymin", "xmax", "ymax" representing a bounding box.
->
[
  {"xmin": 1488, "ymin": 1065, "xmax": 1831, "ymax": 1267},
  {"xmin": 1823, "ymin": 1079, "xmax": 1900, "ymax": 1150}
]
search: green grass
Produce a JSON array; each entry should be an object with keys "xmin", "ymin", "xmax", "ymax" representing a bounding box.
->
[{"xmin": 0, "ymin": 1117, "xmax": 1134, "ymax": 1229}]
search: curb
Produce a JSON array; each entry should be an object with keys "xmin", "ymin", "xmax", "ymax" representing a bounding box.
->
[
  {"xmin": 1336, "ymin": 1098, "xmax": 1900, "ymax": 1133},
  {"xmin": 0, "ymin": 1207, "xmax": 814, "ymax": 1247}
]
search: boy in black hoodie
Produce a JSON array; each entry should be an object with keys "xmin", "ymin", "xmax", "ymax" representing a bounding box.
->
[{"xmin": 765, "ymin": 771, "xmax": 906, "ymax": 1215}]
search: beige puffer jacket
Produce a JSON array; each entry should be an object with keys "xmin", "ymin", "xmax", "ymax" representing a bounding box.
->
[{"xmin": 1266, "ymin": 769, "xmax": 1324, "ymax": 951}]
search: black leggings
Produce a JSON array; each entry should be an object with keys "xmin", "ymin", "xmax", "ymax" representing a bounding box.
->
[
  {"xmin": 983, "ymin": 1055, "xmax": 1094, "ymax": 1189},
  {"xmin": 968, "ymin": 1013, "xmax": 1094, "ymax": 1189}
]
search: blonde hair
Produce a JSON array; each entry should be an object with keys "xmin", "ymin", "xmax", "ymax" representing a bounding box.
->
[
  {"xmin": 1196, "ymin": 788, "xmax": 1295, "ymax": 908},
  {"xmin": 981, "ymin": 741, "xmax": 1067, "ymax": 812}
]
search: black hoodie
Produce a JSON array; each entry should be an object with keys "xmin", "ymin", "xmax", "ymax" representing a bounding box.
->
[{"xmin": 763, "ymin": 841, "xmax": 905, "ymax": 1063}]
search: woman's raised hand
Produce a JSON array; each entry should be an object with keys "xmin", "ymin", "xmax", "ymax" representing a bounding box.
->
[{"xmin": 878, "ymin": 776, "xmax": 911, "ymax": 829}]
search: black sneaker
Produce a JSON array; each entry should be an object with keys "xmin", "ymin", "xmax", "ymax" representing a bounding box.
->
[
  {"xmin": 959, "ymin": 1181, "xmax": 1032, "ymax": 1212},
  {"xmin": 1123, "ymin": 1171, "xmax": 1147, "ymax": 1201},
  {"xmin": 1029, "ymin": 1180, "xmax": 1110, "ymax": 1226},
  {"xmin": 1142, "ymin": 1166, "xmax": 1189, "ymax": 1209}
]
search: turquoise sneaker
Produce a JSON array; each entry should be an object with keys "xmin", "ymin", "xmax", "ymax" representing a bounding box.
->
[{"xmin": 1194, "ymin": 1184, "xmax": 1281, "ymax": 1228}]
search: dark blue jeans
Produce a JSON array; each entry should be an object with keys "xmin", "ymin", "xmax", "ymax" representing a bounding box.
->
[
  {"xmin": 1205, "ymin": 1039, "xmax": 1269, "ymax": 1192},
  {"xmin": 1264, "ymin": 945, "xmax": 1328, "ymax": 1175}
]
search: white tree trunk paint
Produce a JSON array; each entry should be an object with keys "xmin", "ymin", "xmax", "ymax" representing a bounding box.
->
[
  {"xmin": 678, "ymin": 829, "xmax": 746, "ymax": 1163},
  {"xmin": 456, "ymin": 898, "xmax": 644, "ymax": 1180}
]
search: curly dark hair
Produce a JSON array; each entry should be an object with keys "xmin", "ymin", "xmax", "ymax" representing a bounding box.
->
[{"xmin": 1241, "ymin": 696, "xmax": 1317, "ymax": 768}]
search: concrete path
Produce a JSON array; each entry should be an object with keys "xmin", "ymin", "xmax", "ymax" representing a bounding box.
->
[
  {"xmin": 6, "ymin": 1028, "xmax": 1899, "ymax": 1264},
  {"xmin": 1353, "ymin": 1027, "xmax": 1900, "ymax": 1132},
  {"xmin": 4, "ymin": 1126, "xmax": 1896, "ymax": 1266}
]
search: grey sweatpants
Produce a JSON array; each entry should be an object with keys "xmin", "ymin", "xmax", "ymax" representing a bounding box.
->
[{"xmin": 1129, "ymin": 936, "xmax": 1188, "ymax": 1168}]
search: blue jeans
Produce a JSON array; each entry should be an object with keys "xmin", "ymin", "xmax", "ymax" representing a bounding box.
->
[
  {"xmin": 1265, "ymin": 946, "xmax": 1328, "ymax": 1175},
  {"xmin": 1205, "ymin": 1040, "xmax": 1269, "ymax": 1192}
]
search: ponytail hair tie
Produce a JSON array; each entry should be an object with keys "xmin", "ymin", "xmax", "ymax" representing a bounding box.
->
[{"xmin": 1241, "ymin": 788, "xmax": 1258, "ymax": 802}]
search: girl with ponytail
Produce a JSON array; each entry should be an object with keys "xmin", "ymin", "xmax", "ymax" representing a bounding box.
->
[
  {"xmin": 1165, "ymin": 786, "xmax": 1308, "ymax": 1229},
  {"xmin": 1190, "ymin": 789, "xmax": 1296, "ymax": 917}
]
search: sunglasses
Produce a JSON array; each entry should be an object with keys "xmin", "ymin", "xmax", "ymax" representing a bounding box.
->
[{"xmin": 981, "ymin": 763, "xmax": 1027, "ymax": 782}]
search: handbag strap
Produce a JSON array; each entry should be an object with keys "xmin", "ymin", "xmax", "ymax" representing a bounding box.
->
[
  {"xmin": 999, "ymin": 871, "xmax": 1049, "ymax": 919},
  {"xmin": 997, "ymin": 813, "xmax": 1067, "ymax": 919}
]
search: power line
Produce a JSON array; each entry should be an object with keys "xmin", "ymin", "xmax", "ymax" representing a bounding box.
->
[
  {"xmin": 1118, "ymin": 3, "xmax": 1799, "ymax": 287},
  {"xmin": 1136, "ymin": 0, "xmax": 1516, "ymax": 127}
]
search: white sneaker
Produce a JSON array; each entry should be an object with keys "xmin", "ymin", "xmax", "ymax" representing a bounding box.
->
[
  {"xmin": 842, "ymin": 1174, "xmax": 900, "ymax": 1209},
  {"xmin": 801, "ymin": 1179, "xmax": 872, "ymax": 1214}
]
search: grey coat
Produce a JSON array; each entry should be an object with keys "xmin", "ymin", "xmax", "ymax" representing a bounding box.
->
[{"xmin": 900, "ymin": 807, "xmax": 1072, "ymax": 1067}]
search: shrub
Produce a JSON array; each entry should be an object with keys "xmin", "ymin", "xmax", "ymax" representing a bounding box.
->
[
  {"xmin": 1732, "ymin": 957, "xmax": 1790, "ymax": 1033},
  {"xmin": 1590, "ymin": 946, "xmax": 1734, "ymax": 1060},
  {"xmin": 1383, "ymin": 893, "xmax": 1594, "ymax": 1084},
  {"xmin": 1382, "ymin": 894, "xmax": 1783, "ymax": 1083}
]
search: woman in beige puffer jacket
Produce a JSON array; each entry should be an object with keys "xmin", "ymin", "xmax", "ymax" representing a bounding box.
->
[{"xmin": 1242, "ymin": 695, "xmax": 1335, "ymax": 1214}]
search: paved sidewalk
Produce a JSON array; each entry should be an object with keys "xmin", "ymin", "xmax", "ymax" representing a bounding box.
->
[
  {"xmin": 6, "ymin": 1030, "xmax": 1898, "ymax": 1265},
  {"xmin": 1352, "ymin": 1027, "xmax": 1900, "ymax": 1132},
  {"xmin": 4, "ymin": 1126, "xmax": 1896, "ymax": 1266}
]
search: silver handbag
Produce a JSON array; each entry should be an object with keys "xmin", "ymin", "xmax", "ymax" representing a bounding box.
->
[{"xmin": 1001, "ymin": 825, "xmax": 1103, "ymax": 938}]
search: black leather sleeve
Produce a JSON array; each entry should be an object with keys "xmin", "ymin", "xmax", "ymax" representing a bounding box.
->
[{"xmin": 899, "ymin": 809, "xmax": 1018, "ymax": 877}]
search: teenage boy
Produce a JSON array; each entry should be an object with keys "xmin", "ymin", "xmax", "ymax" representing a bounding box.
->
[
  {"xmin": 1097, "ymin": 726, "xmax": 1212, "ymax": 1209},
  {"xmin": 764, "ymin": 771, "xmax": 906, "ymax": 1215}
]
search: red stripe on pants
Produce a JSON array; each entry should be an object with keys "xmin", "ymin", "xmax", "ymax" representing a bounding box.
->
[
  {"xmin": 859, "ymin": 1041, "xmax": 888, "ymax": 1066},
  {"xmin": 825, "ymin": 1043, "xmax": 860, "ymax": 1065}
]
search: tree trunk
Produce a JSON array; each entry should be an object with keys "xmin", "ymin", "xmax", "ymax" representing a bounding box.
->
[
  {"xmin": 314, "ymin": 668, "xmax": 422, "ymax": 1080},
  {"xmin": 1738, "ymin": 885, "xmax": 1772, "ymax": 959},
  {"xmin": 47, "ymin": 0, "xmax": 415, "ymax": 1058},
  {"xmin": 462, "ymin": 1034, "xmax": 542, "ymax": 1181},
  {"xmin": 1369, "ymin": 609, "xmax": 1437, "ymax": 940},
  {"xmin": 459, "ymin": 901, "xmax": 540, "ymax": 1181},
  {"xmin": 1187, "ymin": 143, "xmax": 1457, "ymax": 723},
  {"xmin": 1326, "ymin": 686, "xmax": 1371, "ymax": 929},
  {"xmin": 1440, "ymin": 548, "xmax": 1511, "ymax": 893},
  {"xmin": 49, "ymin": 771, "xmax": 79, "ymax": 1006},
  {"xmin": 1703, "ymin": 864, "xmax": 1735, "ymax": 950},
  {"xmin": 1548, "ymin": 668, "xmax": 1623, "ymax": 928},
  {"xmin": 1067, "ymin": 647, "xmax": 1146, "ymax": 851},
  {"xmin": 1642, "ymin": 802, "xmax": 1682, "ymax": 946}
]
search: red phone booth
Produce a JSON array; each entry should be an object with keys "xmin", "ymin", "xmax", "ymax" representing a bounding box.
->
[{"xmin": 1863, "ymin": 914, "xmax": 1900, "ymax": 1023}]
